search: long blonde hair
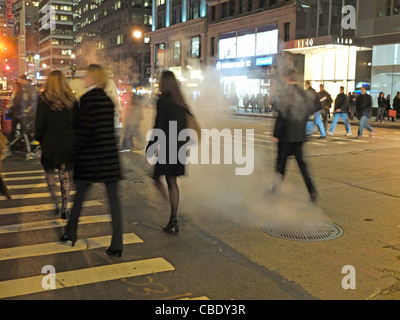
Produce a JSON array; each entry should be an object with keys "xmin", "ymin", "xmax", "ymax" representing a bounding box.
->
[
  {"xmin": 42, "ymin": 70, "xmax": 76, "ymax": 111},
  {"xmin": 159, "ymin": 71, "xmax": 188, "ymax": 110},
  {"xmin": 86, "ymin": 64, "xmax": 108, "ymax": 89}
]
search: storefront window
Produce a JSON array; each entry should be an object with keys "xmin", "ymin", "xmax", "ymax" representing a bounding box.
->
[
  {"xmin": 330, "ymin": 0, "xmax": 343, "ymax": 36},
  {"xmin": 256, "ymin": 29, "xmax": 278, "ymax": 56},
  {"xmin": 371, "ymin": 44, "xmax": 400, "ymax": 107},
  {"xmin": 376, "ymin": 0, "xmax": 391, "ymax": 17},
  {"xmin": 237, "ymin": 33, "xmax": 255, "ymax": 58},
  {"xmin": 191, "ymin": 36, "xmax": 200, "ymax": 58},
  {"xmin": 219, "ymin": 35, "xmax": 237, "ymax": 59},
  {"xmin": 171, "ymin": 41, "xmax": 181, "ymax": 60},
  {"xmin": 318, "ymin": 0, "xmax": 330, "ymax": 36},
  {"xmin": 394, "ymin": 0, "xmax": 400, "ymax": 14}
]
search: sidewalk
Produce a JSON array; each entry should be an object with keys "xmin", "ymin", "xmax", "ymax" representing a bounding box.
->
[{"xmin": 231, "ymin": 110, "xmax": 400, "ymax": 129}]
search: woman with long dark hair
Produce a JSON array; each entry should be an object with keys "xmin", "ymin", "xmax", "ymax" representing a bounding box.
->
[
  {"xmin": 146, "ymin": 71, "xmax": 191, "ymax": 234},
  {"xmin": 35, "ymin": 70, "xmax": 78, "ymax": 219}
]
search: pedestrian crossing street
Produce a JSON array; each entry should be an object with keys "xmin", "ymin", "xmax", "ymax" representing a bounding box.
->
[{"xmin": 0, "ymin": 168, "xmax": 207, "ymax": 300}]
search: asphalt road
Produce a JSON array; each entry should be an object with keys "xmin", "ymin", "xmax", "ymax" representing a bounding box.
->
[{"xmin": 1, "ymin": 109, "xmax": 400, "ymax": 304}]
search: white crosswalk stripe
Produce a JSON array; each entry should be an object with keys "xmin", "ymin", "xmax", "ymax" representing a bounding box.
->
[
  {"xmin": 0, "ymin": 258, "xmax": 175, "ymax": 299},
  {"xmin": 0, "ymin": 169, "xmax": 182, "ymax": 300}
]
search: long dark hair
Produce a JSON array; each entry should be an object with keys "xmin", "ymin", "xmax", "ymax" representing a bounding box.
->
[{"xmin": 159, "ymin": 71, "xmax": 188, "ymax": 110}]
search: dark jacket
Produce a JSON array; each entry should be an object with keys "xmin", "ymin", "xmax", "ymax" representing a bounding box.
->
[
  {"xmin": 393, "ymin": 97, "xmax": 400, "ymax": 111},
  {"xmin": 73, "ymin": 88, "xmax": 121, "ymax": 183},
  {"xmin": 306, "ymin": 87, "xmax": 323, "ymax": 114},
  {"xmin": 273, "ymin": 84, "xmax": 318, "ymax": 143},
  {"xmin": 334, "ymin": 93, "xmax": 349, "ymax": 113},
  {"xmin": 146, "ymin": 95, "xmax": 188, "ymax": 179},
  {"xmin": 377, "ymin": 97, "xmax": 386, "ymax": 109},
  {"xmin": 317, "ymin": 90, "xmax": 333, "ymax": 111},
  {"xmin": 356, "ymin": 93, "xmax": 372, "ymax": 118},
  {"xmin": 35, "ymin": 95, "xmax": 77, "ymax": 171}
]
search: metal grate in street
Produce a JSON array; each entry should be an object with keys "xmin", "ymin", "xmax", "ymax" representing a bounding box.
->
[{"xmin": 262, "ymin": 220, "xmax": 343, "ymax": 242}]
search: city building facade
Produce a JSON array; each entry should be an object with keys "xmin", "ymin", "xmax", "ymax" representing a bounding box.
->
[
  {"xmin": 73, "ymin": 0, "xmax": 152, "ymax": 87},
  {"xmin": 38, "ymin": 0, "xmax": 74, "ymax": 76}
]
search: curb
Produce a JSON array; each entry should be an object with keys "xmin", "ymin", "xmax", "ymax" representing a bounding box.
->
[{"xmin": 231, "ymin": 112, "xmax": 400, "ymax": 129}]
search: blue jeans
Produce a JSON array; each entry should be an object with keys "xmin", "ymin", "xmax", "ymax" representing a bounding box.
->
[
  {"xmin": 358, "ymin": 115, "xmax": 373, "ymax": 137},
  {"xmin": 313, "ymin": 111, "xmax": 326, "ymax": 137},
  {"xmin": 329, "ymin": 113, "xmax": 351, "ymax": 134}
]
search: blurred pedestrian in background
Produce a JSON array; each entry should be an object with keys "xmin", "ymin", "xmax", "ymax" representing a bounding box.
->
[
  {"xmin": 305, "ymin": 81, "xmax": 325, "ymax": 139},
  {"xmin": 146, "ymin": 70, "xmax": 192, "ymax": 234},
  {"xmin": 386, "ymin": 94, "xmax": 395, "ymax": 122},
  {"xmin": 0, "ymin": 131, "xmax": 12, "ymax": 200},
  {"xmin": 356, "ymin": 87, "xmax": 373, "ymax": 139},
  {"xmin": 393, "ymin": 92, "xmax": 400, "ymax": 119},
  {"xmin": 35, "ymin": 70, "xmax": 77, "ymax": 219},
  {"xmin": 348, "ymin": 92, "xmax": 357, "ymax": 120},
  {"xmin": 317, "ymin": 84, "xmax": 333, "ymax": 131},
  {"xmin": 120, "ymin": 93, "xmax": 145, "ymax": 152},
  {"xmin": 328, "ymin": 86, "xmax": 351, "ymax": 136},
  {"xmin": 272, "ymin": 69, "xmax": 320, "ymax": 203},
  {"xmin": 61, "ymin": 64, "xmax": 123, "ymax": 257},
  {"xmin": 375, "ymin": 92, "xmax": 386, "ymax": 123}
]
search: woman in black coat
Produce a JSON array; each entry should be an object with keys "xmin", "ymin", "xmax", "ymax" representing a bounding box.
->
[
  {"xmin": 61, "ymin": 64, "xmax": 123, "ymax": 257},
  {"xmin": 35, "ymin": 70, "xmax": 78, "ymax": 219},
  {"xmin": 146, "ymin": 71, "xmax": 190, "ymax": 234}
]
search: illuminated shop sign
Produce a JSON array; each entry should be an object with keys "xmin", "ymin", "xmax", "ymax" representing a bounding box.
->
[
  {"xmin": 256, "ymin": 56, "xmax": 273, "ymax": 66},
  {"xmin": 216, "ymin": 56, "xmax": 274, "ymax": 71},
  {"xmin": 286, "ymin": 36, "xmax": 356, "ymax": 50},
  {"xmin": 216, "ymin": 59, "xmax": 252, "ymax": 71}
]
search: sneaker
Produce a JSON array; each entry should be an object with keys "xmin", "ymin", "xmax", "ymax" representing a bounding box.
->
[
  {"xmin": 327, "ymin": 131, "xmax": 334, "ymax": 136},
  {"xmin": 345, "ymin": 132, "xmax": 352, "ymax": 136},
  {"xmin": 318, "ymin": 136, "xmax": 326, "ymax": 139}
]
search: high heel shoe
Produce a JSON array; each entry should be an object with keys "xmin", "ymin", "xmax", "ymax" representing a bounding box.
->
[
  {"xmin": 60, "ymin": 234, "xmax": 76, "ymax": 247},
  {"xmin": 106, "ymin": 247, "xmax": 122, "ymax": 257},
  {"xmin": 61, "ymin": 207, "xmax": 69, "ymax": 220},
  {"xmin": 163, "ymin": 219, "xmax": 180, "ymax": 234}
]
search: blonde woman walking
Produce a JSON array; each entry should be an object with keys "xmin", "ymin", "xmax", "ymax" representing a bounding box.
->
[{"xmin": 35, "ymin": 70, "xmax": 78, "ymax": 219}]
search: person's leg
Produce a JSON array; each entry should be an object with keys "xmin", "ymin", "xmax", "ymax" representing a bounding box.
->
[
  {"xmin": 321, "ymin": 108, "xmax": 328, "ymax": 131},
  {"xmin": 165, "ymin": 175, "xmax": 179, "ymax": 221},
  {"xmin": 58, "ymin": 164, "xmax": 71, "ymax": 214},
  {"xmin": 328, "ymin": 113, "xmax": 340, "ymax": 134},
  {"xmin": 105, "ymin": 181, "xmax": 123, "ymax": 252},
  {"xmin": 314, "ymin": 112, "xmax": 326, "ymax": 137},
  {"xmin": 164, "ymin": 174, "xmax": 180, "ymax": 233},
  {"xmin": 293, "ymin": 143, "xmax": 317, "ymax": 201},
  {"xmin": 44, "ymin": 168, "xmax": 59, "ymax": 212},
  {"xmin": 342, "ymin": 113, "xmax": 351, "ymax": 134},
  {"xmin": 273, "ymin": 142, "xmax": 290, "ymax": 193},
  {"xmin": 358, "ymin": 115, "xmax": 366, "ymax": 137},
  {"xmin": 63, "ymin": 182, "xmax": 91, "ymax": 242}
]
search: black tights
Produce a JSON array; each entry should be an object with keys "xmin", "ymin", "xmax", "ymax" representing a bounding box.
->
[
  {"xmin": 44, "ymin": 164, "xmax": 70, "ymax": 210},
  {"xmin": 155, "ymin": 175, "xmax": 179, "ymax": 221}
]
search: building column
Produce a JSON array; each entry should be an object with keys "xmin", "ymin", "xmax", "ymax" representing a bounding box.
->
[{"xmin": 182, "ymin": 0, "xmax": 188, "ymax": 22}]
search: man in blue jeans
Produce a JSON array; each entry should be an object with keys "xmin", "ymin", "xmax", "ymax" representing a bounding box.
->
[
  {"xmin": 327, "ymin": 86, "xmax": 351, "ymax": 136},
  {"xmin": 355, "ymin": 87, "xmax": 374, "ymax": 138},
  {"xmin": 305, "ymin": 81, "xmax": 326, "ymax": 139}
]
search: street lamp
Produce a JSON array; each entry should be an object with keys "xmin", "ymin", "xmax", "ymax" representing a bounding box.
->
[
  {"xmin": 70, "ymin": 53, "xmax": 76, "ymax": 79},
  {"xmin": 133, "ymin": 30, "xmax": 142, "ymax": 39}
]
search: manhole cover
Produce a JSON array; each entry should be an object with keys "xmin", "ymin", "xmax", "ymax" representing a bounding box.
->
[{"xmin": 262, "ymin": 220, "xmax": 343, "ymax": 242}]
